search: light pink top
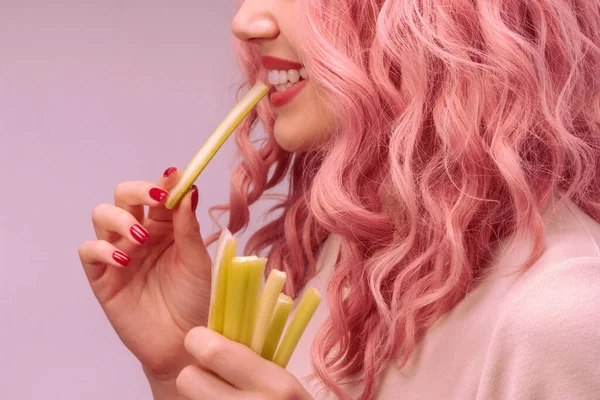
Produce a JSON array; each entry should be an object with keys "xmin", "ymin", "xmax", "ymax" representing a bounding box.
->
[{"xmin": 287, "ymin": 196, "xmax": 600, "ymax": 399}]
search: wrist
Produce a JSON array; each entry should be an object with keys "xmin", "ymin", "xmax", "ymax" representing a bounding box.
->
[{"xmin": 144, "ymin": 367, "xmax": 186, "ymax": 400}]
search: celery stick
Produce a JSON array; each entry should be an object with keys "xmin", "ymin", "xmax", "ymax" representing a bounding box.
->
[
  {"xmin": 272, "ymin": 287, "xmax": 321, "ymax": 368},
  {"xmin": 251, "ymin": 269, "xmax": 287, "ymax": 354},
  {"xmin": 207, "ymin": 230, "xmax": 235, "ymax": 333},
  {"xmin": 165, "ymin": 81, "xmax": 269, "ymax": 209},
  {"xmin": 240, "ymin": 258, "xmax": 267, "ymax": 347},
  {"xmin": 222, "ymin": 257, "xmax": 254, "ymax": 342},
  {"xmin": 261, "ymin": 294, "xmax": 294, "ymax": 361}
]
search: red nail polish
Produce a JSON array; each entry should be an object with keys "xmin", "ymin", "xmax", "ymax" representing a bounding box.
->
[
  {"xmin": 113, "ymin": 250, "xmax": 131, "ymax": 267},
  {"xmin": 130, "ymin": 224, "xmax": 149, "ymax": 244},
  {"xmin": 149, "ymin": 187, "xmax": 168, "ymax": 202},
  {"xmin": 191, "ymin": 185, "xmax": 199, "ymax": 212},
  {"xmin": 163, "ymin": 167, "xmax": 176, "ymax": 177}
]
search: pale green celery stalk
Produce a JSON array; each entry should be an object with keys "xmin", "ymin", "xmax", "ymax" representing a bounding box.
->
[
  {"xmin": 240, "ymin": 258, "xmax": 267, "ymax": 347},
  {"xmin": 251, "ymin": 269, "xmax": 287, "ymax": 354},
  {"xmin": 165, "ymin": 82, "xmax": 269, "ymax": 209},
  {"xmin": 272, "ymin": 287, "xmax": 321, "ymax": 368},
  {"xmin": 207, "ymin": 230, "xmax": 235, "ymax": 333},
  {"xmin": 222, "ymin": 257, "xmax": 255, "ymax": 342},
  {"xmin": 260, "ymin": 294, "xmax": 294, "ymax": 361}
]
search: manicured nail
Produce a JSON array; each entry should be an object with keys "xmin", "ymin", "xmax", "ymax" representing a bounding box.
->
[
  {"xmin": 163, "ymin": 167, "xmax": 177, "ymax": 177},
  {"xmin": 112, "ymin": 250, "xmax": 131, "ymax": 267},
  {"xmin": 130, "ymin": 224, "xmax": 149, "ymax": 244},
  {"xmin": 191, "ymin": 185, "xmax": 199, "ymax": 212},
  {"xmin": 149, "ymin": 187, "xmax": 169, "ymax": 202}
]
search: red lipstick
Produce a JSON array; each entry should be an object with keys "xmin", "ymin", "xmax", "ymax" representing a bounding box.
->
[
  {"xmin": 262, "ymin": 56, "xmax": 303, "ymax": 70},
  {"xmin": 270, "ymin": 80, "xmax": 308, "ymax": 108},
  {"xmin": 262, "ymin": 56, "xmax": 308, "ymax": 108}
]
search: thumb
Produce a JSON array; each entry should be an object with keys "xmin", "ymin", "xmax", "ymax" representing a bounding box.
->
[{"xmin": 172, "ymin": 185, "xmax": 210, "ymax": 269}]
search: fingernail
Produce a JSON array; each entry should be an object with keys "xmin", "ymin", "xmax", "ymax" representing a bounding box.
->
[
  {"xmin": 163, "ymin": 167, "xmax": 177, "ymax": 177},
  {"xmin": 191, "ymin": 185, "xmax": 198, "ymax": 212},
  {"xmin": 149, "ymin": 187, "xmax": 168, "ymax": 202},
  {"xmin": 112, "ymin": 250, "xmax": 131, "ymax": 267},
  {"xmin": 130, "ymin": 224, "xmax": 149, "ymax": 244}
]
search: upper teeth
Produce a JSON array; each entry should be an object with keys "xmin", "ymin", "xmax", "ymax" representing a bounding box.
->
[{"xmin": 268, "ymin": 68, "xmax": 308, "ymax": 85}]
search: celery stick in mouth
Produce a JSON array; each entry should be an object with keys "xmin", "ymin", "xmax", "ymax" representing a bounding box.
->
[{"xmin": 165, "ymin": 81, "xmax": 269, "ymax": 209}]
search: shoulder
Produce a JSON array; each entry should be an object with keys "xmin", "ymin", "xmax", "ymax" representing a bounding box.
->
[
  {"xmin": 494, "ymin": 198, "xmax": 600, "ymax": 347},
  {"xmin": 501, "ymin": 197, "xmax": 600, "ymax": 344},
  {"xmin": 477, "ymin": 256, "xmax": 600, "ymax": 399},
  {"xmin": 499, "ymin": 256, "xmax": 600, "ymax": 345}
]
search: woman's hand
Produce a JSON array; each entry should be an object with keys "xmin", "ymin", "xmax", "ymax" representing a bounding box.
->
[
  {"xmin": 78, "ymin": 167, "xmax": 212, "ymax": 393},
  {"xmin": 177, "ymin": 327, "xmax": 313, "ymax": 400}
]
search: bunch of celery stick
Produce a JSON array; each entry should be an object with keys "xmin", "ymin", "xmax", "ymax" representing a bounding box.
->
[{"xmin": 207, "ymin": 229, "xmax": 321, "ymax": 368}]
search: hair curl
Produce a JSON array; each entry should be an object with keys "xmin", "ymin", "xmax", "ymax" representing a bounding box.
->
[{"xmin": 208, "ymin": 0, "xmax": 600, "ymax": 398}]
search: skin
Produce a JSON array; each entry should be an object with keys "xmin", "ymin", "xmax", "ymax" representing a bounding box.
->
[
  {"xmin": 177, "ymin": 327, "xmax": 312, "ymax": 400},
  {"xmin": 231, "ymin": 0, "xmax": 335, "ymax": 152},
  {"xmin": 79, "ymin": 167, "xmax": 313, "ymax": 399},
  {"xmin": 78, "ymin": 2, "xmax": 330, "ymax": 398},
  {"xmin": 78, "ymin": 169, "xmax": 211, "ymax": 398}
]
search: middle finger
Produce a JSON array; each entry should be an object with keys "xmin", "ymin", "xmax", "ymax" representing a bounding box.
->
[{"xmin": 92, "ymin": 203, "xmax": 150, "ymax": 246}]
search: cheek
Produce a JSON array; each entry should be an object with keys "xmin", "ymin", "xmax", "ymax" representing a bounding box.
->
[{"xmin": 273, "ymin": 86, "xmax": 335, "ymax": 152}]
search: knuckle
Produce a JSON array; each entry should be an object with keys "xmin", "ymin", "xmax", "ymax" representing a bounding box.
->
[
  {"xmin": 116, "ymin": 210, "xmax": 135, "ymax": 226},
  {"xmin": 96, "ymin": 240, "xmax": 112, "ymax": 252},
  {"xmin": 77, "ymin": 240, "xmax": 90, "ymax": 258},
  {"xmin": 175, "ymin": 365, "xmax": 197, "ymax": 393},
  {"xmin": 200, "ymin": 336, "xmax": 223, "ymax": 361},
  {"xmin": 275, "ymin": 379, "xmax": 304, "ymax": 400},
  {"xmin": 78, "ymin": 240, "xmax": 111, "ymax": 264},
  {"xmin": 113, "ymin": 181, "xmax": 130, "ymax": 197},
  {"xmin": 91, "ymin": 203, "xmax": 110, "ymax": 222},
  {"xmin": 184, "ymin": 327, "xmax": 223, "ymax": 363},
  {"xmin": 184, "ymin": 327, "xmax": 202, "ymax": 351},
  {"xmin": 182, "ymin": 219, "xmax": 201, "ymax": 237},
  {"xmin": 114, "ymin": 180, "xmax": 146, "ymax": 201}
]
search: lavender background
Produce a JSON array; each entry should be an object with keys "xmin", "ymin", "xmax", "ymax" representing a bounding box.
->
[{"xmin": 0, "ymin": 1, "xmax": 276, "ymax": 398}]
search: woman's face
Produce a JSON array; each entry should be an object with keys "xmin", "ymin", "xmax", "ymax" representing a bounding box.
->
[{"xmin": 232, "ymin": 0, "xmax": 335, "ymax": 152}]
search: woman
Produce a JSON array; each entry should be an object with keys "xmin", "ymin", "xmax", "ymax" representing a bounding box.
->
[{"xmin": 78, "ymin": 0, "xmax": 600, "ymax": 399}]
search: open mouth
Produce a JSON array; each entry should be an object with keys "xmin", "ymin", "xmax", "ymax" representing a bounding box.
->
[
  {"xmin": 267, "ymin": 68, "xmax": 308, "ymax": 92},
  {"xmin": 262, "ymin": 56, "xmax": 309, "ymax": 108}
]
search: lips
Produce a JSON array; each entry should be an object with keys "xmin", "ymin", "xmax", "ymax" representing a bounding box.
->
[
  {"xmin": 270, "ymin": 79, "xmax": 309, "ymax": 108},
  {"xmin": 261, "ymin": 56, "xmax": 308, "ymax": 108},
  {"xmin": 262, "ymin": 56, "xmax": 303, "ymax": 70}
]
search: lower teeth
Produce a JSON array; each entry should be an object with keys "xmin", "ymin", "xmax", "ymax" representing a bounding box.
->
[{"xmin": 275, "ymin": 79, "xmax": 304, "ymax": 93}]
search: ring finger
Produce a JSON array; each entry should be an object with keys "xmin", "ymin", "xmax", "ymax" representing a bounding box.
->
[{"xmin": 79, "ymin": 239, "xmax": 133, "ymax": 283}]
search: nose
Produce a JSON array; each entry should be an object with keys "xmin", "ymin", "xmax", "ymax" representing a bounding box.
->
[{"xmin": 231, "ymin": 0, "xmax": 279, "ymax": 42}]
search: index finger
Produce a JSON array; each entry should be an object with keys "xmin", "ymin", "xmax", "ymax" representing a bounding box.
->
[{"xmin": 147, "ymin": 167, "xmax": 182, "ymax": 222}]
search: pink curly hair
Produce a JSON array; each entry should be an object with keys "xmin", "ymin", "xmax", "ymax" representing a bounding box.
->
[{"xmin": 208, "ymin": 0, "xmax": 600, "ymax": 398}]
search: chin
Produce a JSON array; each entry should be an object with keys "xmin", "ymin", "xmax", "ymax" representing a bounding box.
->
[
  {"xmin": 274, "ymin": 134, "xmax": 314, "ymax": 152},
  {"xmin": 274, "ymin": 124, "xmax": 314, "ymax": 152},
  {"xmin": 273, "ymin": 118, "xmax": 330, "ymax": 153}
]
